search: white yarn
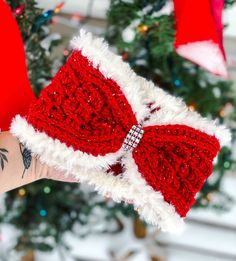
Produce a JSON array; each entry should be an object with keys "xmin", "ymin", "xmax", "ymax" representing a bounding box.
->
[
  {"xmin": 9, "ymin": 30, "xmax": 231, "ymax": 233},
  {"xmin": 10, "ymin": 116, "xmax": 184, "ymax": 233}
]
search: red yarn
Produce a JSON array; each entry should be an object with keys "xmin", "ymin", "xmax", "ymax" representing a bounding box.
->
[
  {"xmin": 27, "ymin": 50, "xmax": 137, "ymax": 156},
  {"xmin": 24, "ymin": 48, "xmax": 221, "ymax": 218},
  {"xmin": 132, "ymin": 124, "xmax": 220, "ymax": 217}
]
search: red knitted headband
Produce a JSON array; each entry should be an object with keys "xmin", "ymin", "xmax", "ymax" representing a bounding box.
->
[{"xmin": 10, "ymin": 30, "xmax": 231, "ymax": 232}]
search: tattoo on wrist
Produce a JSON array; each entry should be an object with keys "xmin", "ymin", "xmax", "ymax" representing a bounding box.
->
[
  {"xmin": 0, "ymin": 148, "xmax": 8, "ymax": 171},
  {"xmin": 19, "ymin": 143, "xmax": 32, "ymax": 179}
]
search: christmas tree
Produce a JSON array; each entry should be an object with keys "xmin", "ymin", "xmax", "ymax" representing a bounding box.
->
[
  {"xmin": 1, "ymin": 0, "xmax": 236, "ymax": 258},
  {"xmin": 106, "ymin": 0, "xmax": 236, "ymax": 210},
  {"xmin": 6, "ymin": 0, "xmax": 62, "ymax": 95},
  {"xmin": 0, "ymin": 0, "xmax": 135, "ymax": 257}
]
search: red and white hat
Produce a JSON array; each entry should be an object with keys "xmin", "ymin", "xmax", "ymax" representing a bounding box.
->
[
  {"xmin": 10, "ymin": 30, "xmax": 231, "ymax": 232},
  {"xmin": 174, "ymin": 0, "xmax": 227, "ymax": 77}
]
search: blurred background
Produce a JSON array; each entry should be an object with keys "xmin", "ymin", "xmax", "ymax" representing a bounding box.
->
[{"xmin": 0, "ymin": 1, "xmax": 236, "ymax": 260}]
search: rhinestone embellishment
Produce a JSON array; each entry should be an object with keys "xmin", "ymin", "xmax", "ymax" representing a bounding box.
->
[{"xmin": 122, "ymin": 124, "xmax": 144, "ymax": 151}]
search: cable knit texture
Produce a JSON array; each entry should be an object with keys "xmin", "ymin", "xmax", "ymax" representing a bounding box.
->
[
  {"xmin": 133, "ymin": 124, "xmax": 220, "ymax": 217},
  {"xmin": 10, "ymin": 30, "xmax": 229, "ymax": 231},
  {"xmin": 26, "ymin": 51, "xmax": 137, "ymax": 156},
  {"xmin": 23, "ymin": 49, "xmax": 220, "ymax": 217}
]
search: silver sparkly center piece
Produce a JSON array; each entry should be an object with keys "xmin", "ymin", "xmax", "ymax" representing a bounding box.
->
[{"xmin": 122, "ymin": 124, "xmax": 144, "ymax": 151}]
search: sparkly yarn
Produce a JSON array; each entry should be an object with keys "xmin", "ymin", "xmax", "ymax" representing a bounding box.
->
[
  {"xmin": 19, "ymin": 45, "xmax": 222, "ymax": 220},
  {"xmin": 132, "ymin": 124, "xmax": 220, "ymax": 217},
  {"xmin": 26, "ymin": 51, "xmax": 137, "ymax": 156}
]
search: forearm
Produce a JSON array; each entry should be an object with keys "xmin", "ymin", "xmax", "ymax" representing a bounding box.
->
[
  {"xmin": 0, "ymin": 131, "xmax": 45, "ymax": 194},
  {"xmin": 0, "ymin": 131, "xmax": 80, "ymax": 194}
]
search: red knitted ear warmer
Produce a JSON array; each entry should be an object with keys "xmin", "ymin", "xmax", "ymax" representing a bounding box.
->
[{"xmin": 10, "ymin": 30, "xmax": 230, "ymax": 232}]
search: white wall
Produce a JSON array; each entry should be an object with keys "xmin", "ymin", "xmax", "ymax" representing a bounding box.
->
[
  {"xmin": 224, "ymin": 5, "xmax": 236, "ymax": 37},
  {"xmin": 37, "ymin": 0, "xmax": 235, "ymax": 37},
  {"xmin": 37, "ymin": 0, "xmax": 109, "ymax": 19}
]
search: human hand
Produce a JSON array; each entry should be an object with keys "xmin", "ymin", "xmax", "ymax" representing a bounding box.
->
[{"xmin": 0, "ymin": 131, "xmax": 79, "ymax": 194}]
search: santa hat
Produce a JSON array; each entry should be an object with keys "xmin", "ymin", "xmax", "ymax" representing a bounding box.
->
[
  {"xmin": 174, "ymin": 0, "xmax": 227, "ymax": 77},
  {"xmin": 10, "ymin": 30, "xmax": 231, "ymax": 232}
]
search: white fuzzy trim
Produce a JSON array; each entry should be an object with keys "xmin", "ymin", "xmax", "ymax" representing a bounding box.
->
[
  {"xmin": 10, "ymin": 116, "xmax": 184, "ymax": 232},
  {"xmin": 146, "ymin": 108, "xmax": 231, "ymax": 147},
  {"xmin": 71, "ymin": 29, "xmax": 150, "ymax": 123},
  {"xmin": 122, "ymin": 154, "xmax": 184, "ymax": 232},
  {"xmin": 140, "ymin": 77, "xmax": 231, "ymax": 147},
  {"xmin": 176, "ymin": 40, "xmax": 228, "ymax": 77},
  {"xmin": 130, "ymin": 72, "xmax": 231, "ymax": 147},
  {"xmin": 141, "ymin": 79, "xmax": 231, "ymax": 147},
  {"xmin": 10, "ymin": 115, "xmax": 124, "ymax": 170},
  {"xmin": 9, "ymin": 32, "xmax": 229, "ymax": 232},
  {"xmin": 71, "ymin": 30, "xmax": 230, "ymax": 147}
]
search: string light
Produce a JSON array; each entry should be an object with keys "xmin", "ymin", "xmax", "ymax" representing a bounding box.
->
[
  {"xmin": 43, "ymin": 10, "xmax": 54, "ymax": 18},
  {"xmin": 122, "ymin": 52, "xmax": 129, "ymax": 61},
  {"xmin": 14, "ymin": 4, "xmax": 26, "ymax": 16},
  {"xmin": 18, "ymin": 188, "xmax": 26, "ymax": 197},
  {"xmin": 188, "ymin": 102, "xmax": 197, "ymax": 112},
  {"xmin": 43, "ymin": 186, "xmax": 51, "ymax": 194},
  {"xmin": 137, "ymin": 24, "xmax": 149, "ymax": 34},
  {"xmin": 219, "ymin": 102, "xmax": 234, "ymax": 118},
  {"xmin": 39, "ymin": 209, "xmax": 47, "ymax": 217},
  {"xmin": 54, "ymin": 2, "xmax": 65, "ymax": 14},
  {"xmin": 63, "ymin": 49, "xmax": 69, "ymax": 56},
  {"xmin": 224, "ymin": 161, "xmax": 230, "ymax": 169},
  {"xmin": 219, "ymin": 107, "xmax": 225, "ymax": 117},
  {"xmin": 174, "ymin": 79, "xmax": 181, "ymax": 88},
  {"xmin": 34, "ymin": 2, "xmax": 65, "ymax": 31}
]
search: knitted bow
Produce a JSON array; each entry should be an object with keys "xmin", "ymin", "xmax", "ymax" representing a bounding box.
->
[{"xmin": 11, "ymin": 30, "xmax": 230, "ymax": 232}]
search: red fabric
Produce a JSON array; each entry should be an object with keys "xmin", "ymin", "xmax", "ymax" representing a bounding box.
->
[
  {"xmin": 27, "ymin": 51, "xmax": 137, "ymax": 156},
  {"xmin": 0, "ymin": 0, "xmax": 36, "ymax": 131},
  {"xmin": 133, "ymin": 125, "xmax": 220, "ymax": 217},
  {"xmin": 173, "ymin": 0, "xmax": 226, "ymax": 76},
  {"xmin": 211, "ymin": 0, "xmax": 226, "ymax": 59},
  {"xmin": 24, "ymin": 49, "xmax": 221, "ymax": 217},
  {"xmin": 174, "ymin": 0, "xmax": 219, "ymax": 47}
]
